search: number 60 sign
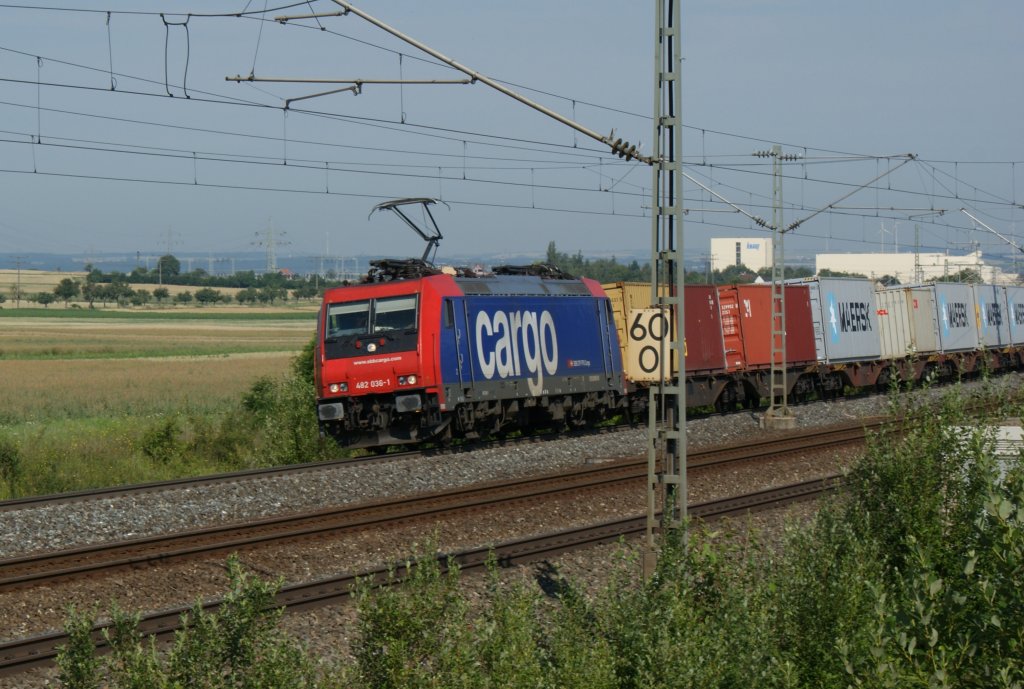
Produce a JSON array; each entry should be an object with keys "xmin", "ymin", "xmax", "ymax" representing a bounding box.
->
[{"xmin": 625, "ymin": 308, "xmax": 685, "ymax": 382}]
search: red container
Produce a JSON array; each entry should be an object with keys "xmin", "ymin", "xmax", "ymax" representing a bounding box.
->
[
  {"xmin": 717, "ymin": 284, "xmax": 817, "ymax": 371},
  {"xmin": 683, "ymin": 285, "xmax": 727, "ymax": 374}
]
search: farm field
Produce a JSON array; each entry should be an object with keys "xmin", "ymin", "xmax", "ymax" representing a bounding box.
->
[
  {"xmin": 0, "ymin": 314, "xmax": 315, "ymax": 362},
  {"xmin": 0, "ymin": 310, "xmax": 318, "ymax": 497}
]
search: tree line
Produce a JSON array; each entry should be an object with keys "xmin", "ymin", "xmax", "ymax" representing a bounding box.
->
[
  {"xmin": 544, "ymin": 241, "xmax": 816, "ymax": 284},
  {"xmin": 16, "ymin": 254, "xmax": 333, "ymax": 308}
]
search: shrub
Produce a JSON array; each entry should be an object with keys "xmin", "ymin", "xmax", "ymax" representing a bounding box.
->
[
  {"xmin": 0, "ymin": 434, "xmax": 22, "ymax": 491},
  {"xmin": 241, "ymin": 376, "xmax": 278, "ymax": 420},
  {"xmin": 55, "ymin": 606, "xmax": 101, "ymax": 689},
  {"xmin": 139, "ymin": 417, "xmax": 183, "ymax": 464},
  {"xmin": 56, "ymin": 556, "xmax": 339, "ymax": 688},
  {"xmin": 187, "ymin": 411, "xmax": 252, "ymax": 469},
  {"xmin": 291, "ymin": 336, "xmax": 316, "ymax": 387},
  {"xmin": 352, "ymin": 549, "xmax": 473, "ymax": 688}
]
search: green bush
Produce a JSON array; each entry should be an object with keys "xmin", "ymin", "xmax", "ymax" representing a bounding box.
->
[
  {"xmin": 0, "ymin": 433, "xmax": 22, "ymax": 496},
  {"xmin": 139, "ymin": 417, "xmax": 183, "ymax": 465},
  {"xmin": 242, "ymin": 376, "xmax": 279, "ymax": 420},
  {"xmin": 352, "ymin": 550, "xmax": 473, "ymax": 688},
  {"xmin": 258, "ymin": 375, "xmax": 332, "ymax": 465},
  {"xmin": 55, "ymin": 606, "xmax": 101, "ymax": 689},
  {"xmin": 56, "ymin": 556, "xmax": 340, "ymax": 689},
  {"xmin": 291, "ymin": 336, "xmax": 316, "ymax": 387}
]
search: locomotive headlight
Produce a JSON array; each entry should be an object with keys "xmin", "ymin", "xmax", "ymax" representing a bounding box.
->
[
  {"xmin": 406, "ymin": 374, "xmax": 417, "ymax": 385},
  {"xmin": 328, "ymin": 382, "xmax": 348, "ymax": 394}
]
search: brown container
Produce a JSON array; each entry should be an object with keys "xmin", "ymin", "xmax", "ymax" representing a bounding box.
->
[
  {"xmin": 683, "ymin": 285, "xmax": 727, "ymax": 373},
  {"xmin": 716, "ymin": 284, "xmax": 817, "ymax": 371}
]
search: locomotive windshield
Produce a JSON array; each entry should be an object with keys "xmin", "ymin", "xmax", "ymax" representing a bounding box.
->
[
  {"xmin": 374, "ymin": 295, "xmax": 417, "ymax": 332},
  {"xmin": 327, "ymin": 300, "xmax": 371, "ymax": 337},
  {"xmin": 324, "ymin": 295, "xmax": 419, "ymax": 358}
]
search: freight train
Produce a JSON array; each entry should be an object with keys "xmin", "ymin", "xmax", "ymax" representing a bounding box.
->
[{"xmin": 315, "ymin": 265, "xmax": 1024, "ymax": 449}]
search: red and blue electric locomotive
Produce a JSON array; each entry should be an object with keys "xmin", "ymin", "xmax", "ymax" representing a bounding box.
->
[{"xmin": 314, "ymin": 260, "xmax": 625, "ymax": 449}]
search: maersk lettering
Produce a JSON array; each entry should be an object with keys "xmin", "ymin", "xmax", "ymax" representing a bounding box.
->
[
  {"xmin": 837, "ymin": 301, "xmax": 872, "ymax": 333},
  {"xmin": 476, "ymin": 309, "xmax": 558, "ymax": 396},
  {"xmin": 946, "ymin": 302, "xmax": 969, "ymax": 329},
  {"xmin": 985, "ymin": 302, "xmax": 1003, "ymax": 327}
]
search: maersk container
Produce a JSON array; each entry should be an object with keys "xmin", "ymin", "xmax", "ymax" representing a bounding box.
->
[
  {"xmin": 929, "ymin": 283, "xmax": 978, "ymax": 353},
  {"xmin": 875, "ymin": 287, "xmax": 939, "ymax": 359},
  {"xmin": 786, "ymin": 277, "xmax": 881, "ymax": 364},
  {"xmin": 717, "ymin": 284, "xmax": 816, "ymax": 372},
  {"xmin": 1004, "ymin": 286, "xmax": 1024, "ymax": 345},
  {"xmin": 972, "ymin": 284, "xmax": 1012, "ymax": 349},
  {"xmin": 602, "ymin": 281, "xmax": 726, "ymax": 377}
]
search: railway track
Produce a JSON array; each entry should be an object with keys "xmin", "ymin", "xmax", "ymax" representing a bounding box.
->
[
  {"xmin": 0, "ymin": 474, "xmax": 843, "ymax": 677},
  {"xmin": 0, "ymin": 418, "xmax": 876, "ymax": 594},
  {"xmin": 0, "ymin": 422, "xmax": 637, "ymax": 514},
  {"xmin": 0, "ymin": 417, "xmax": 881, "ymax": 516}
]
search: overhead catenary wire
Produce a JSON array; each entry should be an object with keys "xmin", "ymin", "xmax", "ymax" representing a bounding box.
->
[
  {"xmin": 2, "ymin": 40, "xmax": 1015, "ymax": 188},
  {"xmin": 1, "ymin": 4, "xmax": 1020, "ymax": 172},
  {"xmin": 0, "ymin": 8, "xmax": 1019, "ymax": 261}
]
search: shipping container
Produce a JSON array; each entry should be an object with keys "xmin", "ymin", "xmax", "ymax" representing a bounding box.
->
[
  {"xmin": 602, "ymin": 282, "xmax": 726, "ymax": 380},
  {"xmin": 929, "ymin": 283, "xmax": 979, "ymax": 353},
  {"xmin": 1004, "ymin": 286, "xmax": 1024, "ymax": 346},
  {"xmin": 875, "ymin": 286, "xmax": 939, "ymax": 359},
  {"xmin": 971, "ymin": 284, "xmax": 1012, "ymax": 349},
  {"xmin": 786, "ymin": 277, "xmax": 881, "ymax": 363},
  {"xmin": 717, "ymin": 284, "xmax": 817, "ymax": 371},
  {"xmin": 683, "ymin": 285, "xmax": 727, "ymax": 373}
]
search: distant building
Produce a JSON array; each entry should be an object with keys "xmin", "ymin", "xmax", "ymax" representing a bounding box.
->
[
  {"xmin": 815, "ymin": 250, "xmax": 1016, "ymax": 285},
  {"xmin": 709, "ymin": 238, "xmax": 773, "ymax": 272}
]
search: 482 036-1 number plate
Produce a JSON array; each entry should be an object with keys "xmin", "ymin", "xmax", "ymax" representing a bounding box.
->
[{"xmin": 354, "ymin": 379, "xmax": 389, "ymax": 390}]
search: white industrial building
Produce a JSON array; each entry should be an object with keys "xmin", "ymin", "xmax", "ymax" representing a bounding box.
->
[
  {"xmin": 815, "ymin": 250, "xmax": 1016, "ymax": 285},
  {"xmin": 709, "ymin": 237, "xmax": 773, "ymax": 272},
  {"xmin": 708, "ymin": 237, "xmax": 1018, "ymax": 285}
]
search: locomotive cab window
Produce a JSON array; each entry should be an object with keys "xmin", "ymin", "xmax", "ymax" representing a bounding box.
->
[
  {"xmin": 327, "ymin": 300, "xmax": 371, "ymax": 338},
  {"xmin": 374, "ymin": 295, "xmax": 417, "ymax": 332}
]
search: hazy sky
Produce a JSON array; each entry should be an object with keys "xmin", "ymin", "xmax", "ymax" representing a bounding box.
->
[{"xmin": 0, "ymin": 1, "xmax": 1021, "ymax": 266}]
